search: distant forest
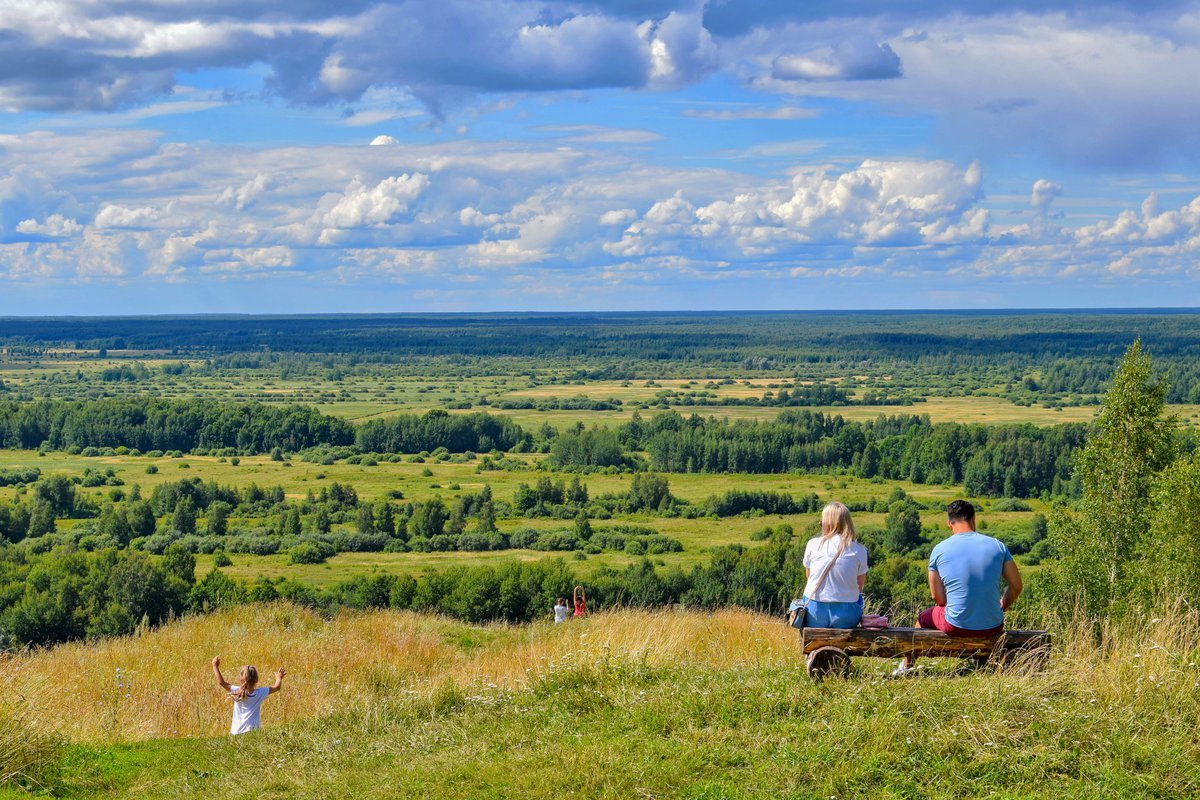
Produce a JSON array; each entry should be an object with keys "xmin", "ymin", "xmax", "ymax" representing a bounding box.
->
[{"xmin": 3, "ymin": 311, "xmax": 1199, "ymax": 401}]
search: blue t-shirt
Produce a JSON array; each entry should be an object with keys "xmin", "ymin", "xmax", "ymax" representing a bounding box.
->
[{"xmin": 928, "ymin": 532, "xmax": 1013, "ymax": 631}]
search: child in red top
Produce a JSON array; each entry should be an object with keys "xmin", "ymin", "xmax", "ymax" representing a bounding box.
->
[{"xmin": 573, "ymin": 585, "xmax": 587, "ymax": 617}]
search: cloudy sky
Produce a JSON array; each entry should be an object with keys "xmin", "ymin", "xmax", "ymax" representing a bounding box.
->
[{"xmin": 2, "ymin": 0, "xmax": 1200, "ymax": 313}]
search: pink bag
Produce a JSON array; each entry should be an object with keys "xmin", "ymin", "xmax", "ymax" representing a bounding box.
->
[{"xmin": 860, "ymin": 614, "xmax": 890, "ymax": 630}]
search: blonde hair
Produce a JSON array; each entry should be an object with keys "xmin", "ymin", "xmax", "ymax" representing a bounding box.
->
[
  {"xmin": 231, "ymin": 665, "xmax": 259, "ymax": 702},
  {"xmin": 820, "ymin": 502, "xmax": 856, "ymax": 548}
]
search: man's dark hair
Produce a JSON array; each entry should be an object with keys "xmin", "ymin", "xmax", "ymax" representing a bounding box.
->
[{"xmin": 946, "ymin": 499, "xmax": 976, "ymax": 524}]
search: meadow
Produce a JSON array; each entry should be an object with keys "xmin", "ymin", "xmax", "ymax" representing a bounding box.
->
[
  {"xmin": 0, "ymin": 449, "xmax": 1046, "ymax": 585},
  {"xmin": 3, "ymin": 603, "xmax": 1198, "ymax": 798},
  {"xmin": 2, "ymin": 312, "xmax": 1198, "ymax": 797}
]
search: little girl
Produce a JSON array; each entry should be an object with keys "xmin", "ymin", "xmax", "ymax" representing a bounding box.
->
[{"xmin": 211, "ymin": 656, "xmax": 285, "ymax": 735}]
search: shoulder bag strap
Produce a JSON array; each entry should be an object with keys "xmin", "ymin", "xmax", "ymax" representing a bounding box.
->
[{"xmin": 805, "ymin": 537, "xmax": 849, "ymax": 601}]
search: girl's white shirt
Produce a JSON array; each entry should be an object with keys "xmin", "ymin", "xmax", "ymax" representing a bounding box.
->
[
  {"xmin": 802, "ymin": 536, "xmax": 869, "ymax": 603},
  {"xmin": 229, "ymin": 686, "xmax": 270, "ymax": 735}
]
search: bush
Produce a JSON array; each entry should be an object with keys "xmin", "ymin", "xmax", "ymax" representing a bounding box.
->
[
  {"xmin": 507, "ymin": 528, "xmax": 540, "ymax": 549},
  {"xmin": 532, "ymin": 531, "xmax": 579, "ymax": 551},
  {"xmin": 225, "ymin": 535, "xmax": 281, "ymax": 556},
  {"xmin": 289, "ymin": 541, "xmax": 335, "ymax": 564}
]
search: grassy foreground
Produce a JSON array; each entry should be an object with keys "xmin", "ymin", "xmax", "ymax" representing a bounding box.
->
[{"xmin": 3, "ymin": 605, "xmax": 1199, "ymax": 799}]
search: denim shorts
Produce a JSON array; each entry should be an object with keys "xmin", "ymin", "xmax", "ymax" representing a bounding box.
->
[{"xmin": 800, "ymin": 595, "xmax": 863, "ymax": 628}]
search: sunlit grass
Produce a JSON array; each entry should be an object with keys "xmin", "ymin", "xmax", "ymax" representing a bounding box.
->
[{"xmin": 5, "ymin": 603, "xmax": 1200, "ymax": 798}]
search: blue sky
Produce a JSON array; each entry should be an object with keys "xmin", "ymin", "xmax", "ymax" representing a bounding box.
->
[{"xmin": 2, "ymin": 0, "xmax": 1200, "ymax": 313}]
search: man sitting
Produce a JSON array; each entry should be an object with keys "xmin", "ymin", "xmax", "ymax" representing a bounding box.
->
[{"xmin": 894, "ymin": 499, "xmax": 1022, "ymax": 676}]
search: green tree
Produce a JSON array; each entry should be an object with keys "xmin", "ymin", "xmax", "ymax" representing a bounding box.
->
[
  {"xmin": 1048, "ymin": 341, "xmax": 1177, "ymax": 616},
  {"xmin": 374, "ymin": 501, "xmax": 396, "ymax": 536},
  {"xmin": 27, "ymin": 498, "xmax": 56, "ymax": 537},
  {"xmin": 34, "ymin": 475, "xmax": 75, "ymax": 517},
  {"xmin": 629, "ymin": 473, "xmax": 671, "ymax": 512},
  {"xmin": 127, "ymin": 500, "xmax": 156, "ymax": 539},
  {"xmin": 172, "ymin": 497, "xmax": 197, "ymax": 535},
  {"xmin": 162, "ymin": 544, "xmax": 197, "ymax": 586},
  {"xmin": 410, "ymin": 498, "xmax": 447, "ymax": 539},
  {"xmin": 1143, "ymin": 456, "xmax": 1200, "ymax": 601},
  {"xmin": 475, "ymin": 495, "xmax": 498, "ymax": 535},
  {"xmin": 882, "ymin": 502, "xmax": 921, "ymax": 554},
  {"xmin": 206, "ymin": 501, "xmax": 231, "ymax": 537},
  {"xmin": 858, "ymin": 441, "xmax": 881, "ymax": 479},
  {"xmin": 573, "ymin": 510, "xmax": 593, "ymax": 541},
  {"xmin": 281, "ymin": 507, "xmax": 302, "ymax": 536},
  {"xmin": 447, "ymin": 499, "xmax": 467, "ymax": 537}
]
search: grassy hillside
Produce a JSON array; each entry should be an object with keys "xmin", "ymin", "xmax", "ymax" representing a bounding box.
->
[{"xmin": 4, "ymin": 605, "xmax": 1199, "ymax": 799}]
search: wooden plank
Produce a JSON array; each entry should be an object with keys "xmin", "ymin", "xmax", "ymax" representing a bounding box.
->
[{"xmin": 800, "ymin": 627, "xmax": 1050, "ymax": 658}]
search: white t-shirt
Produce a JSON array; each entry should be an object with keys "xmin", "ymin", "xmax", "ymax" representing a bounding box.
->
[
  {"xmin": 802, "ymin": 536, "xmax": 869, "ymax": 603},
  {"xmin": 229, "ymin": 686, "xmax": 270, "ymax": 735},
  {"xmin": 553, "ymin": 603, "xmax": 569, "ymax": 623}
]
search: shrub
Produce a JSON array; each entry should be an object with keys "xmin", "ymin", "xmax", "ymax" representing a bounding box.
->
[{"xmin": 289, "ymin": 541, "xmax": 335, "ymax": 564}]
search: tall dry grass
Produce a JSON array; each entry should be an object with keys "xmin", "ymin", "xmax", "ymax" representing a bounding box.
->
[
  {"xmin": 4, "ymin": 601, "xmax": 1200, "ymax": 751},
  {"xmin": 0, "ymin": 605, "xmax": 799, "ymax": 743},
  {"xmin": 0, "ymin": 661, "xmax": 59, "ymax": 790}
]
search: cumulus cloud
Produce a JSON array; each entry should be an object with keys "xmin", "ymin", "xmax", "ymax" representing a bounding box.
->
[
  {"xmin": 3, "ymin": 127, "xmax": 1200, "ymax": 305},
  {"xmin": 317, "ymin": 174, "xmax": 430, "ymax": 230},
  {"xmin": 369, "ymin": 135, "xmax": 401, "ymax": 146},
  {"xmin": 772, "ymin": 38, "xmax": 903, "ymax": 82},
  {"xmin": 218, "ymin": 174, "xmax": 274, "ymax": 211},
  {"xmin": 94, "ymin": 204, "xmax": 168, "ymax": 229},
  {"xmin": 599, "ymin": 208, "xmax": 637, "ymax": 225},
  {"xmin": 15, "ymin": 214, "xmax": 82, "ymax": 238},
  {"xmin": 609, "ymin": 160, "xmax": 986, "ymax": 258},
  {"xmin": 1030, "ymin": 179, "xmax": 1062, "ymax": 217}
]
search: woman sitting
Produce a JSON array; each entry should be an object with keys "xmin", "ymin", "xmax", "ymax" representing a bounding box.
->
[{"xmin": 796, "ymin": 501, "xmax": 868, "ymax": 628}]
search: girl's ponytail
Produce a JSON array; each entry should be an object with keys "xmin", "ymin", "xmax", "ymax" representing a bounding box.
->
[{"xmin": 231, "ymin": 665, "xmax": 259, "ymax": 702}]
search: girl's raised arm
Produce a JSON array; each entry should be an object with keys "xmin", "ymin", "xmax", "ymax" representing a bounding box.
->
[
  {"xmin": 211, "ymin": 656, "xmax": 231, "ymax": 691},
  {"xmin": 268, "ymin": 667, "xmax": 286, "ymax": 694}
]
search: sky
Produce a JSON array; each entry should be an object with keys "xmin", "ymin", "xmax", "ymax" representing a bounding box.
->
[{"xmin": 2, "ymin": 1, "xmax": 1200, "ymax": 314}]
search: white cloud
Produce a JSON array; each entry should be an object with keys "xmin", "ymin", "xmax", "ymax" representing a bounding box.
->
[
  {"xmin": 1031, "ymin": 179, "xmax": 1063, "ymax": 216},
  {"xmin": 218, "ymin": 174, "xmax": 273, "ymax": 211},
  {"xmin": 599, "ymin": 208, "xmax": 637, "ymax": 225},
  {"xmin": 94, "ymin": 203, "xmax": 167, "ymax": 229},
  {"xmin": 369, "ymin": 135, "xmax": 401, "ymax": 145},
  {"xmin": 317, "ymin": 173, "xmax": 430, "ymax": 230},
  {"xmin": 15, "ymin": 214, "xmax": 82, "ymax": 237},
  {"xmin": 4, "ymin": 127, "xmax": 1200, "ymax": 303}
]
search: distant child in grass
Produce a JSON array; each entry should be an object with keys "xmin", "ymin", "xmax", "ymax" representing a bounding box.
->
[
  {"xmin": 573, "ymin": 586, "xmax": 587, "ymax": 617},
  {"xmin": 211, "ymin": 656, "xmax": 285, "ymax": 735},
  {"xmin": 554, "ymin": 597, "xmax": 569, "ymax": 623}
]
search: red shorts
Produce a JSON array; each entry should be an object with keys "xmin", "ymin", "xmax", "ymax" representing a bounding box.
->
[{"xmin": 917, "ymin": 605, "xmax": 1003, "ymax": 637}]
